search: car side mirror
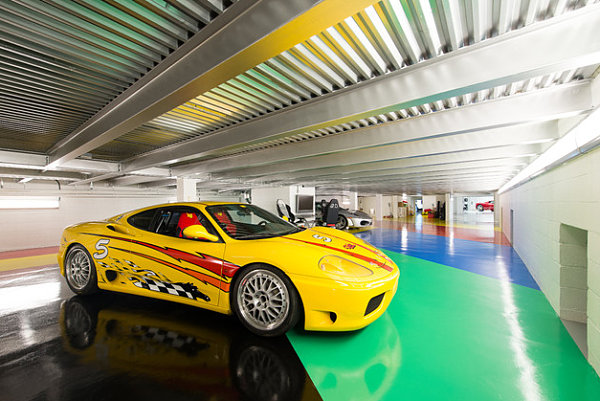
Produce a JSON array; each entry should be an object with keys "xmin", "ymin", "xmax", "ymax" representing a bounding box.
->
[{"xmin": 182, "ymin": 225, "xmax": 219, "ymax": 242}]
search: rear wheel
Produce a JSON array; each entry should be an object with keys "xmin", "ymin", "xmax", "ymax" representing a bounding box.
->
[
  {"xmin": 232, "ymin": 265, "xmax": 300, "ymax": 337},
  {"xmin": 65, "ymin": 244, "xmax": 98, "ymax": 295},
  {"xmin": 335, "ymin": 215, "xmax": 348, "ymax": 230}
]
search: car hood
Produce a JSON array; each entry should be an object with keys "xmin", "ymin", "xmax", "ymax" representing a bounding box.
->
[{"xmin": 279, "ymin": 226, "xmax": 394, "ymax": 274}]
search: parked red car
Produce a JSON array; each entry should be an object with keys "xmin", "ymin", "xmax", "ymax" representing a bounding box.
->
[{"xmin": 476, "ymin": 200, "xmax": 494, "ymax": 212}]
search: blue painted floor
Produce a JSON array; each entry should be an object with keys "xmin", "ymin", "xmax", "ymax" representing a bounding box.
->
[{"xmin": 355, "ymin": 228, "xmax": 540, "ymax": 289}]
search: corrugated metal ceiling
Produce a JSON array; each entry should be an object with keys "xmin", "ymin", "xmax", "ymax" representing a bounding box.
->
[
  {"xmin": 103, "ymin": 0, "xmax": 596, "ymax": 161},
  {"xmin": 1, "ymin": 0, "xmax": 599, "ymax": 194},
  {"xmin": 0, "ymin": 0, "xmax": 236, "ymax": 155},
  {"xmin": 198, "ymin": 66, "xmax": 594, "ymax": 161}
]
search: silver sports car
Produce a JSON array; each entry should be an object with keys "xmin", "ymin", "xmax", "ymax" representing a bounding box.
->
[{"xmin": 315, "ymin": 203, "xmax": 373, "ymax": 230}]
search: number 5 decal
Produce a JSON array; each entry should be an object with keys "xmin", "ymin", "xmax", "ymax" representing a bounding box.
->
[{"xmin": 93, "ymin": 239, "xmax": 110, "ymax": 259}]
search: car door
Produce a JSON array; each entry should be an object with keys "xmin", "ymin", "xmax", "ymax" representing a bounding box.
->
[{"xmin": 126, "ymin": 206, "xmax": 226, "ymax": 307}]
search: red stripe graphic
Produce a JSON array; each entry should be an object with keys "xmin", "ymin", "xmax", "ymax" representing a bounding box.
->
[
  {"xmin": 287, "ymin": 237, "xmax": 393, "ymax": 272},
  {"xmin": 317, "ymin": 231, "xmax": 380, "ymax": 256},
  {"xmin": 83, "ymin": 233, "xmax": 240, "ymax": 280},
  {"xmin": 127, "ymin": 249, "xmax": 230, "ymax": 292}
]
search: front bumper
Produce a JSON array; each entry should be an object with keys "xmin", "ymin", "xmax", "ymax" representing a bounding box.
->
[{"xmin": 291, "ymin": 269, "xmax": 399, "ymax": 331}]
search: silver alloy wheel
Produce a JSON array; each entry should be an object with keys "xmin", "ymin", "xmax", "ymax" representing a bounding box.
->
[
  {"xmin": 66, "ymin": 249, "xmax": 92, "ymax": 291},
  {"xmin": 237, "ymin": 269, "xmax": 290, "ymax": 331}
]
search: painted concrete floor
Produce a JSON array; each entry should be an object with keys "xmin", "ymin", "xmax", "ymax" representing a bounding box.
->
[
  {"xmin": 1, "ymin": 215, "xmax": 600, "ymax": 400},
  {"xmin": 0, "ymin": 264, "xmax": 322, "ymax": 401},
  {"xmin": 289, "ymin": 216, "xmax": 600, "ymax": 401}
]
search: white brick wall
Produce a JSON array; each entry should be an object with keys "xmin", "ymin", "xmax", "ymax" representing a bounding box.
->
[{"xmin": 499, "ymin": 145, "xmax": 600, "ymax": 376}]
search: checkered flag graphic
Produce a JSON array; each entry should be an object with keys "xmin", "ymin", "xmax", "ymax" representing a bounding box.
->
[{"xmin": 133, "ymin": 278, "xmax": 210, "ymax": 302}]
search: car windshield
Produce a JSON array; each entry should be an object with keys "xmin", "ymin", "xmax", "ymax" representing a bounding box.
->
[{"xmin": 206, "ymin": 204, "xmax": 303, "ymax": 240}]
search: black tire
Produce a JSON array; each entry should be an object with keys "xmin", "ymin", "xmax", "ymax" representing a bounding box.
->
[
  {"xmin": 477, "ymin": 205, "xmax": 484, "ymax": 212},
  {"xmin": 231, "ymin": 264, "xmax": 300, "ymax": 337},
  {"xmin": 64, "ymin": 244, "xmax": 98, "ymax": 295},
  {"xmin": 335, "ymin": 215, "xmax": 348, "ymax": 230}
]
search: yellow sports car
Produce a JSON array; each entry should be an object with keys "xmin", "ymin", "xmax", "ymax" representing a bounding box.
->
[{"xmin": 58, "ymin": 202, "xmax": 399, "ymax": 336}]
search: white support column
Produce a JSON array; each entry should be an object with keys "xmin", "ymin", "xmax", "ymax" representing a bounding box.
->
[
  {"xmin": 445, "ymin": 193, "xmax": 453, "ymax": 222},
  {"xmin": 494, "ymin": 192, "xmax": 499, "ymax": 224},
  {"xmin": 375, "ymin": 194, "xmax": 383, "ymax": 221},
  {"xmin": 392, "ymin": 195, "xmax": 399, "ymax": 219},
  {"xmin": 348, "ymin": 191, "xmax": 358, "ymax": 211},
  {"xmin": 177, "ymin": 177, "xmax": 198, "ymax": 201}
]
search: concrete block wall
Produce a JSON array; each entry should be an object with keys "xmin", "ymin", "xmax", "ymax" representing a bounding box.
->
[
  {"xmin": 498, "ymin": 146, "xmax": 600, "ymax": 376},
  {"xmin": 590, "ymin": 231, "xmax": 600, "ymax": 373}
]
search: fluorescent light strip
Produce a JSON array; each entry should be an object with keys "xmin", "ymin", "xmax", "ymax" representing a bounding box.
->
[
  {"xmin": 0, "ymin": 197, "xmax": 60, "ymax": 209},
  {"xmin": 499, "ymin": 107, "xmax": 600, "ymax": 193}
]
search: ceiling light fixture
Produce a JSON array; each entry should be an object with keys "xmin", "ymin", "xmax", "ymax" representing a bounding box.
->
[
  {"xmin": 0, "ymin": 197, "xmax": 60, "ymax": 209},
  {"xmin": 498, "ymin": 107, "xmax": 600, "ymax": 194}
]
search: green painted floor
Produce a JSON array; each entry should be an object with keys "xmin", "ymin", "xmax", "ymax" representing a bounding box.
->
[{"xmin": 288, "ymin": 251, "xmax": 600, "ymax": 401}]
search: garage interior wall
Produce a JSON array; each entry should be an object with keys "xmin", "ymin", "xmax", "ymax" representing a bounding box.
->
[
  {"xmin": 422, "ymin": 195, "xmax": 446, "ymax": 211},
  {"xmin": 251, "ymin": 186, "xmax": 315, "ymax": 217},
  {"xmin": 0, "ymin": 182, "xmax": 174, "ymax": 252},
  {"xmin": 316, "ymin": 191, "xmax": 359, "ymax": 211},
  {"xmin": 498, "ymin": 145, "xmax": 600, "ymax": 375},
  {"xmin": 359, "ymin": 195, "xmax": 393, "ymax": 219}
]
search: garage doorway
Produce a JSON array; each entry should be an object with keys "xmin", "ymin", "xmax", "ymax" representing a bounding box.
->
[
  {"xmin": 559, "ymin": 223, "xmax": 588, "ymax": 357},
  {"xmin": 510, "ymin": 209, "xmax": 514, "ymax": 245}
]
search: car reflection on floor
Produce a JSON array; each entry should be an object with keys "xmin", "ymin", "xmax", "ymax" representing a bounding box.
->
[{"xmin": 0, "ymin": 267, "xmax": 322, "ymax": 401}]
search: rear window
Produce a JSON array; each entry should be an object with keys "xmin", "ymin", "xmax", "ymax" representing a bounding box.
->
[{"xmin": 127, "ymin": 209, "xmax": 156, "ymax": 231}]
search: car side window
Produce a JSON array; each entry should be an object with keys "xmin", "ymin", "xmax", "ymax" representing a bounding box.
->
[
  {"xmin": 127, "ymin": 209, "xmax": 158, "ymax": 231},
  {"xmin": 154, "ymin": 210, "xmax": 178, "ymax": 236}
]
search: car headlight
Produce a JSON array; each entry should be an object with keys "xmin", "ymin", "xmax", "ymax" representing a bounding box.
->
[{"xmin": 319, "ymin": 255, "xmax": 373, "ymax": 278}]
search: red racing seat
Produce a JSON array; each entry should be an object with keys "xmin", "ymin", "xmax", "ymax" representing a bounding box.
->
[{"xmin": 213, "ymin": 209, "xmax": 236, "ymax": 236}]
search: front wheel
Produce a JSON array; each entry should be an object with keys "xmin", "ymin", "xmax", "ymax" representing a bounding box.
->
[
  {"xmin": 64, "ymin": 244, "xmax": 98, "ymax": 295},
  {"xmin": 335, "ymin": 215, "xmax": 348, "ymax": 230},
  {"xmin": 232, "ymin": 265, "xmax": 300, "ymax": 337},
  {"xmin": 477, "ymin": 205, "xmax": 484, "ymax": 212}
]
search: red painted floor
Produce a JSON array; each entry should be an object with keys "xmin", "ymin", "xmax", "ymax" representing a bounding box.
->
[
  {"xmin": 0, "ymin": 246, "xmax": 59, "ymax": 260},
  {"xmin": 378, "ymin": 215, "xmax": 511, "ymax": 246}
]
